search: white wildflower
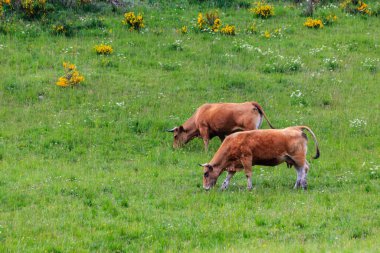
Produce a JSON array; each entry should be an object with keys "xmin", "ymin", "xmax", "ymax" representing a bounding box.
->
[
  {"xmin": 349, "ymin": 118, "xmax": 367, "ymax": 128},
  {"xmin": 290, "ymin": 90, "xmax": 302, "ymax": 98}
]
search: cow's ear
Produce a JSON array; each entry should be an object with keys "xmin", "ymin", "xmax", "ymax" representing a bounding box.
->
[{"xmin": 179, "ymin": 125, "xmax": 185, "ymax": 132}]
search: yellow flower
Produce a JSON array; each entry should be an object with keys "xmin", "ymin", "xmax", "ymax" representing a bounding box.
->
[
  {"xmin": 63, "ymin": 62, "xmax": 76, "ymax": 70},
  {"xmin": 340, "ymin": 0, "xmax": 371, "ymax": 15},
  {"xmin": 56, "ymin": 62, "xmax": 84, "ymax": 87},
  {"xmin": 206, "ymin": 10, "xmax": 219, "ymax": 27},
  {"xmin": 124, "ymin": 12, "xmax": 135, "ymax": 25},
  {"xmin": 264, "ymin": 31, "xmax": 271, "ymax": 38},
  {"xmin": 304, "ymin": 18, "xmax": 324, "ymax": 29},
  {"xmin": 220, "ymin": 25, "xmax": 236, "ymax": 36},
  {"xmin": 136, "ymin": 14, "xmax": 144, "ymax": 28},
  {"xmin": 197, "ymin": 13, "xmax": 206, "ymax": 29},
  {"xmin": 4, "ymin": 0, "xmax": 11, "ymax": 5},
  {"xmin": 123, "ymin": 12, "xmax": 144, "ymax": 31},
  {"xmin": 181, "ymin": 26, "xmax": 188, "ymax": 34},
  {"xmin": 212, "ymin": 18, "xmax": 222, "ymax": 32},
  {"xmin": 53, "ymin": 25, "xmax": 65, "ymax": 32},
  {"xmin": 70, "ymin": 71, "xmax": 84, "ymax": 84},
  {"xmin": 94, "ymin": 44, "xmax": 113, "ymax": 55},
  {"xmin": 250, "ymin": 1, "xmax": 275, "ymax": 18},
  {"xmin": 56, "ymin": 77, "xmax": 69, "ymax": 87},
  {"xmin": 357, "ymin": 1, "xmax": 367, "ymax": 11}
]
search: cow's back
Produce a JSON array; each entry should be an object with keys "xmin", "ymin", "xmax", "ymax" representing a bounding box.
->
[
  {"xmin": 194, "ymin": 102, "xmax": 260, "ymax": 134},
  {"xmin": 219, "ymin": 128, "xmax": 306, "ymax": 162}
]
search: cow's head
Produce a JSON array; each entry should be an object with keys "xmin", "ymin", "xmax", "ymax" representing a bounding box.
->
[
  {"xmin": 199, "ymin": 163, "xmax": 218, "ymax": 190},
  {"xmin": 166, "ymin": 126, "xmax": 188, "ymax": 148}
]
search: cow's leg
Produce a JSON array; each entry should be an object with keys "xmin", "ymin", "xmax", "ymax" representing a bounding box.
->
[
  {"xmin": 199, "ymin": 127, "xmax": 210, "ymax": 152},
  {"xmin": 290, "ymin": 152, "xmax": 308, "ymax": 189},
  {"xmin": 221, "ymin": 171, "xmax": 236, "ymax": 190},
  {"xmin": 294, "ymin": 164, "xmax": 308, "ymax": 190},
  {"xmin": 294, "ymin": 167, "xmax": 303, "ymax": 189},
  {"xmin": 241, "ymin": 157, "xmax": 253, "ymax": 190},
  {"xmin": 301, "ymin": 161, "xmax": 310, "ymax": 189}
]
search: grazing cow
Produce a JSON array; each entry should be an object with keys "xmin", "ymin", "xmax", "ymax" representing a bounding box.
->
[
  {"xmin": 167, "ymin": 102, "xmax": 274, "ymax": 151},
  {"xmin": 199, "ymin": 126, "xmax": 320, "ymax": 190}
]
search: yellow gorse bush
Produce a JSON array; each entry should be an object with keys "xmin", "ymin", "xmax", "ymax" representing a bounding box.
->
[
  {"xmin": 357, "ymin": 1, "xmax": 370, "ymax": 14},
  {"xmin": 94, "ymin": 44, "xmax": 113, "ymax": 55},
  {"xmin": 304, "ymin": 18, "xmax": 324, "ymax": 29},
  {"xmin": 196, "ymin": 12, "xmax": 235, "ymax": 35},
  {"xmin": 340, "ymin": 0, "xmax": 371, "ymax": 15},
  {"xmin": 197, "ymin": 11, "xmax": 224, "ymax": 33},
  {"xmin": 21, "ymin": 0, "xmax": 47, "ymax": 18},
  {"xmin": 205, "ymin": 10, "xmax": 219, "ymax": 27},
  {"xmin": 220, "ymin": 25, "xmax": 236, "ymax": 35},
  {"xmin": 56, "ymin": 62, "xmax": 84, "ymax": 87},
  {"xmin": 123, "ymin": 12, "xmax": 144, "ymax": 31},
  {"xmin": 250, "ymin": 1, "xmax": 274, "ymax": 18}
]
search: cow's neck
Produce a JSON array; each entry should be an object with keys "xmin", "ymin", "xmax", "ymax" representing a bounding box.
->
[
  {"xmin": 209, "ymin": 164, "xmax": 225, "ymax": 177},
  {"xmin": 183, "ymin": 116, "xmax": 199, "ymax": 140},
  {"xmin": 211, "ymin": 152, "xmax": 232, "ymax": 174}
]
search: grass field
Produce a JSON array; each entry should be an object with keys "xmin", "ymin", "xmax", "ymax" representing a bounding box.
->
[{"xmin": 0, "ymin": 1, "xmax": 379, "ymax": 252}]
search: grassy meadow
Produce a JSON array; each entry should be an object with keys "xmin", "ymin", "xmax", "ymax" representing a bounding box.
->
[{"xmin": 0, "ymin": 1, "xmax": 379, "ymax": 252}]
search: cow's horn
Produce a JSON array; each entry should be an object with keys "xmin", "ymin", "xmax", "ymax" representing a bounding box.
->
[
  {"xmin": 166, "ymin": 127, "xmax": 177, "ymax": 132},
  {"xmin": 198, "ymin": 163, "xmax": 208, "ymax": 167}
]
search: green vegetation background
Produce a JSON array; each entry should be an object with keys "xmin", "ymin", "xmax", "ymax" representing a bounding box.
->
[{"xmin": 0, "ymin": 1, "xmax": 379, "ymax": 252}]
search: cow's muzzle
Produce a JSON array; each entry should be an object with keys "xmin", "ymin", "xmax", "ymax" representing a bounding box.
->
[{"xmin": 203, "ymin": 186, "xmax": 211, "ymax": 191}]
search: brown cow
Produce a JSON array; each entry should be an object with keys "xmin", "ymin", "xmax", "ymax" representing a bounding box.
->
[
  {"xmin": 199, "ymin": 126, "xmax": 320, "ymax": 190},
  {"xmin": 167, "ymin": 102, "xmax": 274, "ymax": 151}
]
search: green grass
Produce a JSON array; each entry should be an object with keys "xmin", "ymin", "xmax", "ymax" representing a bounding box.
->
[{"xmin": 0, "ymin": 1, "xmax": 379, "ymax": 252}]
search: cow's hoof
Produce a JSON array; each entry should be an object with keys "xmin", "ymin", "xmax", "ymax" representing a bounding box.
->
[{"xmin": 301, "ymin": 180, "xmax": 307, "ymax": 190}]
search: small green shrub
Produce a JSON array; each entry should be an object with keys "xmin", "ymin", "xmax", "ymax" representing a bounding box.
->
[
  {"xmin": 0, "ymin": 19, "xmax": 15, "ymax": 34},
  {"xmin": 262, "ymin": 56, "xmax": 303, "ymax": 73},
  {"xmin": 169, "ymin": 40, "xmax": 184, "ymax": 51},
  {"xmin": 361, "ymin": 57, "xmax": 379, "ymax": 73},
  {"xmin": 323, "ymin": 57, "xmax": 340, "ymax": 71}
]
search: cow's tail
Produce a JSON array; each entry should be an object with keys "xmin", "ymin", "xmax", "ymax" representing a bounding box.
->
[
  {"xmin": 298, "ymin": 126, "xmax": 320, "ymax": 159},
  {"xmin": 252, "ymin": 102, "xmax": 275, "ymax": 129}
]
